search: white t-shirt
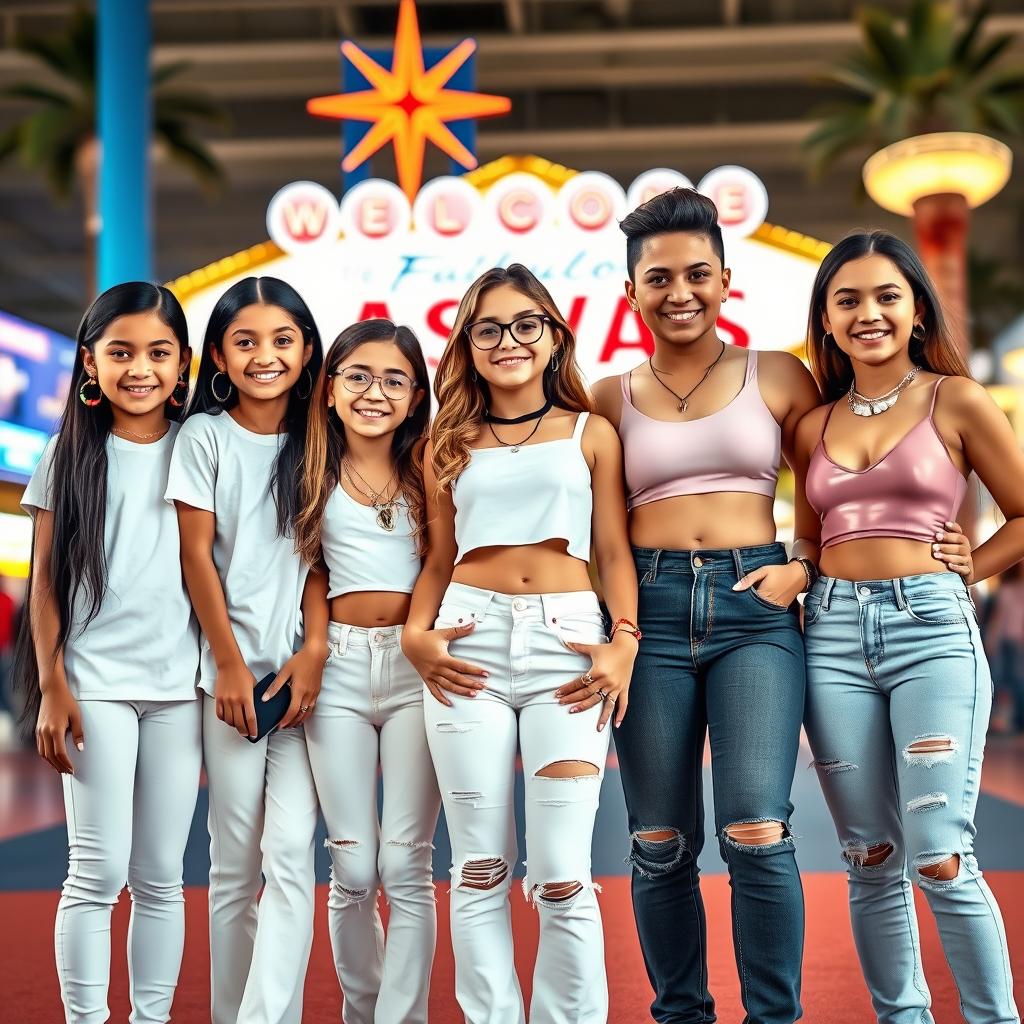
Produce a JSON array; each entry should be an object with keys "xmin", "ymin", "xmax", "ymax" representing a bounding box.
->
[
  {"xmin": 21, "ymin": 424, "xmax": 200, "ymax": 702},
  {"xmin": 164, "ymin": 411, "xmax": 309, "ymax": 696}
]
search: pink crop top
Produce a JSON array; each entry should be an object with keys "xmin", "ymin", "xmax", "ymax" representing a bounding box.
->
[
  {"xmin": 619, "ymin": 351, "xmax": 781, "ymax": 510},
  {"xmin": 806, "ymin": 377, "xmax": 968, "ymax": 549}
]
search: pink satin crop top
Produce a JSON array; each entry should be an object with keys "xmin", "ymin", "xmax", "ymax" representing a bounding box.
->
[
  {"xmin": 806, "ymin": 377, "xmax": 968, "ymax": 549},
  {"xmin": 619, "ymin": 351, "xmax": 781, "ymax": 510}
]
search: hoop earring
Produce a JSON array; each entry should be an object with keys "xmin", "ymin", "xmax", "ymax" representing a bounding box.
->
[
  {"xmin": 549, "ymin": 350, "xmax": 560, "ymax": 373},
  {"xmin": 295, "ymin": 367, "xmax": 313, "ymax": 401},
  {"xmin": 471, "ymin": 367, "xmax": 478, "ymax": 383},
  {"xmin": 912, "ymin": 323, "xmax": 926, "ymax": 340},
  {"xmin": 168, "ymin": 374, "xmax": 189, "ymax": 408},
  {"xmin": 79, "ymin": 374, "xmax": 103, "ymax": 407},
  {"xmin": 210, "ymin": 371, "xmax": 232, "ymax": 404},
  {"xmin": 822, "ymin": 332, "xmax": 834, "ymax": 347}
]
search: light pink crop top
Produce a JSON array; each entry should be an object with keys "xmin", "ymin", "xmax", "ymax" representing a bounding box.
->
[
  {"xmin": 619, "ymin": 351, "xmax": 781, "ymax": 510},
  {"xmin": 806, "ymin": 377, "xmax": 968, "ymax": 549}
]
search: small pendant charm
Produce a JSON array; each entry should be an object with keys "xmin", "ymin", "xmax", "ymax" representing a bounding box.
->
[
  {"xmin": 678, "ymin": 400, "xmax": 687, "ymax": 413},
  {"xmin": 376, "ymin": 505, "xmax": 396, "ymax": 531},
  {"xmin": 510, "ymin": 445, "xmax": 520, "ymax": 454}
]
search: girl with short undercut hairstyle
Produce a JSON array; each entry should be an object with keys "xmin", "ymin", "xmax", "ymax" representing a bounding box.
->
[
  {"xmin": 294, "ymin": 318, "xmax": 439, "ymax": 1024},
  {"xmin": 796, "ymin": 231, "xmax": 1020, "ymax": 1023},
  {"xmin": 166, "ymin": 276, "xmax": 327, "ymax": 1024},
  {"xmin": 592, "ymin": 186, "xmax": 827, "ymax": 1024},
  {"xmin": 14, "ymin": 281, "xmax": 202, "ymax": 1024},
  {"xmin": 403, "ymin": 263, "xmax": 638, "ymax": 1024}
]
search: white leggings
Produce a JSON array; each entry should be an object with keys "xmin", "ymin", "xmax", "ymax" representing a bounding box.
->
[
  {"xmin": 426, "ymin": 583, "xmax": 612, "ymax": 1024},
  {"xmin": 202, "ymin": 695, "xmax": 319, "ymax": 1024},
  {"xmin": 57, "ymin": 698, "xmax": 202, "ymax": 1024},
  {"xmin": 304, "ymin": 622, "xmax": 441, "ymax": 1024}
]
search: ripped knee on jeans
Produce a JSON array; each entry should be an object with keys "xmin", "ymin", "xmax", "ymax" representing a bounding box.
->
[
  {"xmin": 534, "ymin": 760, "xmax": 600, "ymax": 779},
  {"xmin": 629, "ymin": 826, "xmax": 686, "ymax": 877},
  {"xmin": 916, "ymin": 853, "xmax": 961, "ymax": 883},
  {"xmin": 843, "ymin": 839, "xmax": 895, "ymax": 869},
  {"xmin": 459, "ymin": 856, "xmax": 509, "ymax": 891},
  {"xmin": 723, "ymin": 821, "xmax": 787, "ymax": 847}
]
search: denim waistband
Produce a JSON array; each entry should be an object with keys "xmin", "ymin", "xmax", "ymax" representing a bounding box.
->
[
  {"xmin": 442, "ymin": 581, "xmax": 599, "ymax": 624},
  {"xmin": 328, "ymin": 620, "xmax": 403, "ymax": 653},
  {"xmin": 809, "ymin": 570, "xmax": 971, "ymax": 611},
  {"xmin": 632, "ymin": 542, "xmax": 787, "ymax": 583}
]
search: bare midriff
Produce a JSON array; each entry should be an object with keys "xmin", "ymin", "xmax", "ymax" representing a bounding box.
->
[
  {"xmin": 452, "ymin": 538, "xmax": 593, "ymax": 595},
  {"xmin": 331, "ymin": 591, "xmax": 412, "ymax": 628},
  {"xmin": 629, "ymin": 492, "xmax": 777, "ymax": 551},
  {"xmin": 820, "ymin": 538, "xmax": 946, "ymax": 582}
]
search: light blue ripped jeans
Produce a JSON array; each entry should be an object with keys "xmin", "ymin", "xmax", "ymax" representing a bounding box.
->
[{"xmin": 803, "ymin": 572, "xmax": 1018, "ymax": 1024}]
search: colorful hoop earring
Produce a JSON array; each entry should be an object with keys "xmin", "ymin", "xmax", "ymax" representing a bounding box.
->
[
  {"xmin": 79, "ymin": 375, "xmax": 103, "ymax": 407},
  {"xmin": 168, "ymin": 375, "xmax": 189, "ymax": 408},
  {"xmin": 211, "ymin": 371, "xmax": 232, "ymax": 404}
]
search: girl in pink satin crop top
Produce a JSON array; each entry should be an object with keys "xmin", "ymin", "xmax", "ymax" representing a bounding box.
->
[
  {"xmin": 806, "ymin": 377, "xmax": 968, "ymax": 549},
  {"xmin": 618, "ymin": 350, "xmax": 781, "ymax": 509}
]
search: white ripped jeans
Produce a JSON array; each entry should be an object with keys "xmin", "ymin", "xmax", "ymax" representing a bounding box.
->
[
  {"xmin": 304, "ymin": 622, "xmax": 440, "ymax": 1024},
  {"xmin": 57, "ymin": 698, "xmax": 202, "ymax": 1024},
  {"xmin": 425, "ymin": 583, "xmax": 612, "ymax": 1024},
  {"xmin": 202, "ymin": 695, "xmax": 319, "ymax": 1024}
]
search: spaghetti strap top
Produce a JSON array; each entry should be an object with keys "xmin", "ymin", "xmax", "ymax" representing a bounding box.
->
[
  {"xmin": 806, "ymin": 377, "xmax": 968, "ymax": 549},
  {"xmin": 618, "ymin": 351, "xmax": 781, "ymax": 510},
  {"xmin": 453, "ymin": 412, "xmax": 593, "ymax": 563}
]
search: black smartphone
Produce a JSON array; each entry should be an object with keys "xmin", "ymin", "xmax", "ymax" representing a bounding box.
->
[{"xmin": 247, "ymin": 671, "xmax": 290, "ymax": 743}]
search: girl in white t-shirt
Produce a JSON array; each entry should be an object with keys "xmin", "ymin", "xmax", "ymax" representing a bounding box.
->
[
  {"xmin": 293, "ymin": 318, "xmax": 439, "ymax": 1023},
  {"xmin": 15, "ymin": 282, "xmax": 202, "ymax": 1024},
  {"xmin": 166, "ymin": 276, "xmax": 327, "ymax": 1024}
]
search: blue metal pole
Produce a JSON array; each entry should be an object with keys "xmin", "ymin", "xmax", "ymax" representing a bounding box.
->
[{"xmin": 97, "ymin": 0, "xmax": 152, "ymax": 289}]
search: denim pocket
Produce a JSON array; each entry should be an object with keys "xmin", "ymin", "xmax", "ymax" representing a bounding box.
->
[
  {"xmin": 903, "ymin": 589, "xmax": 966, "ymax": 625},
  {"xmin": 434, "ymin": 603, "xmax": 480, "ymax": 630},
  {"xmin": 545, "ymin": 611, "xmax": 608, "ymax": 651},
  {"xmin": 748, "ymin": 586, "xmax": 792, "ymax": 612},
  {"xmin": 802, "ymin": 593, "xmax": 824, "ymax": 626}
]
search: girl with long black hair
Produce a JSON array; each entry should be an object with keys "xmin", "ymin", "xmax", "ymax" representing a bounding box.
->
[
  {"xmin": 294, "ymin": 318, "xmax": 439, "ymax": 1023},
  {"xmin": 165, "ymin": 276, "xmax": 327, "ymax": 1024},
  {"xmin": 796, "ymin": 231, "xmax": 1021, "ymax": 1023},
  {"xmin": 15, "ymin": 282, "xmax": 202, "ymax": 1024}
]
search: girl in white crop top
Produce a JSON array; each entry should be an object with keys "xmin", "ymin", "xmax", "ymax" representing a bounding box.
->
[
  {"xmin": 401, "ymin": 264, "xmax": 638, "ymax": 1024},
  {"xmin": 293, "ymin": 318, "xmax": 440, "ymax": 1024}
]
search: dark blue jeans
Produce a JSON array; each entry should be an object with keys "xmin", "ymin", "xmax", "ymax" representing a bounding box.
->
[{"xmin": 615, "ymin": 545, "xmax": 806, "ymax": 1024}]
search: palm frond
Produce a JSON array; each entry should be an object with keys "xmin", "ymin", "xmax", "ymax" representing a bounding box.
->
[
  {"xmin": 856, "ymin": 6, "xmax": 908, "ymax": 81},
  {"xmin": 2, "ymin": 82, "xmax": 76, "ymax": 108},
  {"xmin": 155, "ymin": 120, "xmax": 225, "ymax": 194},
  {"xmin": 151, "ymin": 60, "xmax": 192, "ymax": 88},
  {"xmin": 155, "ymin": 90, "xmax": 229, "ymax": 126}
]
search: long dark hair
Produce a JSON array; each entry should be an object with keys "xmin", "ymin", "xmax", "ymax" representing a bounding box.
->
[
  {"xmin": 295, "ymin": 319, "xmax": 430, "ymax": 564},
  {"xmin": 186, "ymin": 276, "xmax": 323, "ymax": 536},
  {"xmin": 13, "ymin": 282, "xmax": 189, "ymax": 729},
  {"xmin": 807, "ymin": 230, "xmax": 971, "ymax": 401}
]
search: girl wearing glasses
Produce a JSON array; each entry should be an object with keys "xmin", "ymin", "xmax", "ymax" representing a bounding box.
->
[
  {"xmin": 401, "ymin": 264, "xmax": 638, "ymax": 1024},
  {"xmin": 294, "ymin": 319, "xmax": 439, "ymax": 1024}
]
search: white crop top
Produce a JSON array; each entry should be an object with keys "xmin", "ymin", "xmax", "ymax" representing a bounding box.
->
[
  {"xmin": 322, "ymin": 484, "xmax": 420, "ymax": 598},
  {"xmin": 453, "ymin": 412, "xmax": 592, "ymax": 564}
]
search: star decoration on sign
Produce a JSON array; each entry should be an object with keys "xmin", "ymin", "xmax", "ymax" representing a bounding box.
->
[{"xmin": 306, "ymin": 0, "xmax": 511, "ymax": 201}]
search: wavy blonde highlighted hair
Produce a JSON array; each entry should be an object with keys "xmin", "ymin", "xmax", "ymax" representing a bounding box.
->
[{"xmin": 431, "ymin": 264, "xmax": 593, "ymax": 491}]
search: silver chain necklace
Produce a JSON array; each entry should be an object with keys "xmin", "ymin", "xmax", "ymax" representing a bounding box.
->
[
  {"xmin": 847, "ymin": 367, "xmax": 919, "ymax": 417},
  {"xmin": 342, "ymin": 459, "xmax": 401, "ymax": 531}
]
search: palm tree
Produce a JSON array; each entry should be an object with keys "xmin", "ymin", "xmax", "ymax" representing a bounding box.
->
[
  {"xmin": 803, "ymin": 0, "xmax": 1024, "ymax": 352},
  {"xmin": 805, "ymin": 0, "xmax": 1024, "ymax": 180},
  {"xmin": 0, "ymin": 4, "xmax": 226, "ymax": 297}
]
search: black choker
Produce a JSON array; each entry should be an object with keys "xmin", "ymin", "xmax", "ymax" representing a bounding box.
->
[{"xmin": 484, "ymin": 399, "xmax": 553, "ymax": 425}]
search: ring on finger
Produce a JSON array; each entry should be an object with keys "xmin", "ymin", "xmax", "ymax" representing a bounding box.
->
[
  {"xmin": 582, "ymin": 671, "xmax": 594, "ymax": 684},
  {"xmin": 596, "ymin": 687, "xmax": 608, "ymax": 699},
  {"xmin": 299, "ymin": 705, "xmax": 309, "ymax": 713}
]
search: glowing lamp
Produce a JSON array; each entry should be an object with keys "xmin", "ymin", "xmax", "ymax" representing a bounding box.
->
[{"xmin": 862, "ymin": 132, "xmax": 1012, "ymax": 215}]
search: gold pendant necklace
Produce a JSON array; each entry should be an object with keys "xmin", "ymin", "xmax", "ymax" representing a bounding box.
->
[{"xmin": 342, "ymin": 460, "xmax": 400, "ymax": 532}]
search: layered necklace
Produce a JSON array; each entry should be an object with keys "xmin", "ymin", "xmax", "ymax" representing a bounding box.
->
[
  {"xmin": 485, "ymin": 398, "xmax": 552, "ymax": 453},
  {"xmin": 648, "ymin": 341, "xmax": 727, "ymax": 414},
  {"xmin": 342, "ymin": 458, "xmax": 401, "ymax": 531},
  {"xmin": 847, "ymin": 366, "xmax": 919, "ymax": 417}
]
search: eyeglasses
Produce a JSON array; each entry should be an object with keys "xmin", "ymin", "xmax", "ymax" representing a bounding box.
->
[
  {"xmin": 333, "ymin": 367, "xmax": 414, "ymax": 401},
  {"xmin": 465, "ymin": 314, "xmax": 550, "ymax": 351}
]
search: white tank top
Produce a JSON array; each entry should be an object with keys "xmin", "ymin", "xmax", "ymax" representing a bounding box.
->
[
  {"xmin": 453, "ymin": 412, "xmax": 592, "ymax": 564},
  {"xmin": 322, "ymin": 484, "xmax": 420, "ymax": 598}
]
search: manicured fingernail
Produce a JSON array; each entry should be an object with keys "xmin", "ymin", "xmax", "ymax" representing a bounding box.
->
[
  {"xmin": 935, "ymin": 532, "xmax": 944, "ymax": 540},
  {"xmin": 933, "ymin": 544, "xmax": 940, "ymax": 552},
  {"xmin": 731, "ymin": 583, "xmax": 741, "ymax": 591},
  {"xmin": 598, "ymin": 723, "xmax": 605, "ymax": 732},
  {"xmin": 76, "ymin": 742, "xmax": 84, "ymax": 751},
  {"xmin": 468, "ymin": 692, "xmax": 477, "ymax": 698}
]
